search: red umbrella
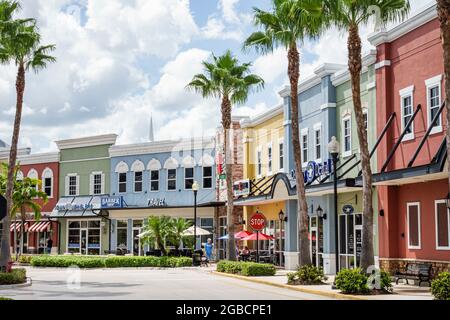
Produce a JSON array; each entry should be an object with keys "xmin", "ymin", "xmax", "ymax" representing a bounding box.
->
[
  {"xmin": 242, "ymin": 233, "xmax": 275, "ymax": 241},
  {"xmin": 234, "ymin": 230, "xmax": 253, "ymax": 239}
]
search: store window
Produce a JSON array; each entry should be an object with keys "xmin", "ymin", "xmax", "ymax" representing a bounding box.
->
[
  {"xmin": 343, "ymin": 117, "xmax": 352, "ymax": 157},
  {"xmin": 118, "ymin": 173, "xmax": 127, "ymax": 193},
  {"xmin": 267, "ymin": 144, "xmax": 273, "ymax": 174},
  {"xmin": 185, "ymin": 168, "xmax": 194, "ymax": 190},
  {"xmin": 200, "ymin": 218, "xmax": 214, "ymax": 245},
  {"xmin": 116, "ymin": 220, "xmax": 128, "ymax": 250},
  {"xmin": 168, "ymin": 169, "xmax": 177, "ymax": 191},
  {"xmin": 301, "ymin": 130, "xmax": 308, "ymax": 165},
  {"xmin": 279, "ymin": 140, "xmax": 284, "ymax": 171},
  {"xmin": 67, "ymin": 220, "xmax": 101, "ymax": 255},
  {"xmin": 203, "ymin": 166, "xmax": 213, "ymax": 189},
  {"xmin": 150, "ymin": 170, "xmax": 159, "ymax": 192},
  {"xmin": 435, "ymin": 201, "xmax": 450, "ymax": 250},
  {"xmin": 134, "ymin": 171, "xmax": 143, "ymax": 193},
  {"xmin": 407, "ymin": 203, "xmax": 421, "ymax": 249}
]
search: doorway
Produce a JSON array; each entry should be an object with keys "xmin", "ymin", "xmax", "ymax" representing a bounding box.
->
[
  {"xmin": 309, "ymin": 216, "xmax": 324, "ymax": 268},
  {"xmin": 339, "ymin": 213, "xmax": 363, "ymax": 270}
]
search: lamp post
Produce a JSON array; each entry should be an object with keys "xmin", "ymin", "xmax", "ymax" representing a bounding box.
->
[
  {"xmin": 192, "ymin": 181, "xmax": 200, "ymax": 252},
  {"xmin": 278, "ymin": 210, "xmax": 285, "ymax": 267},
  {"xmin": 328, "ymin": 137, "xmax": 340, "ymax": 278}
]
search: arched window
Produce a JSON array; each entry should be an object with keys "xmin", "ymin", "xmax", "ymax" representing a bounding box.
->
[
  {"xmin": 182, "ymin": 156, "xmax": 196, "ymax": 190},
  {"xmin": 42, "ymin": 168, "xmax": 54, "ymax": 198},
  {"xmin": 147, "ymin": 159, "xmax": 162, "ymax": 192},
  {"xmin": 115, "ymin": 161, "xmax": 129, "ymax": 194},
  {"xmin": 131, "ymin": 160, "xmax": 145, "ymax": 193},
  {"xmin": 199, "ymin": 154, "xmax": 215, "ymax": 189},
  {"xmin": 27, "ymin": 169, "xmax": 39, "ymax": 192},
  {"xmin": 164, "ymin": 157, "xmax": 179, "ymax": 191},
  {"xmin": 16, "ymin": 170, "xmax": 24, "ymax": 182}
]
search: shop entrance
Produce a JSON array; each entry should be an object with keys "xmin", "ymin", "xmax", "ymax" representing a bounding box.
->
[
  {"xmin": 309, "ymin": 216, "xmax": 324, "ymax": 268},
  {"xmin": 80, "ymin": 229, "xmax": 88, "ymax": 255},
  {"xmin": 339, "ymin": 213, "xmax": 363, "ymax": 270}
]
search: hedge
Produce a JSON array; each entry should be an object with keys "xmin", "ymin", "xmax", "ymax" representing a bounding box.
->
[
  {"xmin": 335, "ymin": 268, "xmax": 393, "ymax": 294},
  {"xmin": 431, "ymin": 272, "xmax": 450, "ymax": 300},
  {"xmin": 0, "ymin": 269, "xmax": 27, "ymax": 285},
  {"xmin": 217, "ymin": 261, "xmax": 276, "ymax": 277},
  {"xmin": 29, "ymin": 255, "xmax": 192, "ymax": 269}
]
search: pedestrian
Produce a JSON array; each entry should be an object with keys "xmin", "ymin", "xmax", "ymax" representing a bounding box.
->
[
  {"xmin": 205, "ymin": 238, "xmax": 213, "ymax": 261},
  {"xmin": 46, "ymin": 237, "xmax": 53, "ymax": 255}
]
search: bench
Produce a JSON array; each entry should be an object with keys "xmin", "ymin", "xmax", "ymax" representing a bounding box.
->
[{"xmin": 395, "ymin": 263, "xmax": 432, "ymax": 287}]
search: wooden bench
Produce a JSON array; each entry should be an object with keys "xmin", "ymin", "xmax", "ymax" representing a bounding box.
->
[{"xmin": 395, "ymin": 263, "xmax": 432, "ymax": 287}]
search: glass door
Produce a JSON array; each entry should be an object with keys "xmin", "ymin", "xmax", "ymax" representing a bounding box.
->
[
  {"xmin": 309, "ymin": 216, "xmax": 324, "ymax": 268},
  {"xmin": 133, "ymin": 229, "xmax": 141, "ymax": 256},
  {"xmin": 339, "ymin": 213, "xmax": 363, "ymax": 270},
  {"xmin": 80, "ymin": 229, "xmax": 88, "ymax": 255}
]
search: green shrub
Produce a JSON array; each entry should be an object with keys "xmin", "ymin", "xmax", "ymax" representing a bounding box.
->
[
  {"xmin": 0, "ymin": 269, "xmax": 27, "ymax": 285},
  {"xmin": 431, "ymin": 272, "xmax": 450, "ymax": 300},
  {"xmin": 217, "ymin": 261, "xmax": 275, "ymax": 277},
  {"xmin": 18, "ymin": 255, "xmax": 35, "ymax": 264},
  {"xmin": 287, "ymin": 265, "xmax": 327, "ymax": 285},
  {"xmin": 335, "ymin": 268, "xmax": 369, "ymax": 294},
  {"xmin": 0, "ymin": 297, "xmax": 13, "ymax": 300},
  {"xmin": 30, "ymin": 256, "xmax": 105, "ymax": 268}
]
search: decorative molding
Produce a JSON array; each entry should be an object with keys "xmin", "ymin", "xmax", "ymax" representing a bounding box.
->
[
  {"xmin": 198, "ymin": 154, "xmax": 215, "ymax": 167},
  {"xmin": 320, "ymin": 103, "xmax": 336, "ymax": 110},
  {"xmin": 283, "ymin": 120, "xmax": 292, "ymax": 126},
  {"xmin": 366, "ymin": 81, "xmax": 376, "ymax": 90},
  {"xmin": 375, "ymin": 60, "xmax": 391, "ymax": 70},
  {"xmin": 240, "ymin": 105, "xmax": 283, "ymax": 128},
  {"xmin": 368, "ymin": 4, "xmax": 437, "ymax": 47},
  {"xmin": 331, "ymin": 51, "xmax": 377, "ymax": 86},
  {"xmin": 115, "ymin": 161, "xmax": 129, "ymax": 173},
  {"xmin": 17, "ymin": 152, "xmax": 60, "ymax": 165},
  {"xmin": 131, "ymin": 160, "xmax": 145, "ymax": 172},
  {"xmin": 181, "ymin": 155, "xmax": 197, "ymax": 168},
  {"xmin": 147, "ymin": 159, "xmax": 162, "ymax": 171},
  {"xmin": 0, "ymin": 147, "xmax": 31, "ymax": 159},
  {"xmin": 425, "ymin": 74, "xmax": 443, "ymax": 87},
  {"xmin": 164, "ymin": 157, "xmax": 179, "ymax": 170},
  {"xmin": 60, "ymin": 156, "xmax": 110, "ymax": 164},
  {"xmin": 55, "ymin": 134, "xmax": 118, "ymax": 150}
]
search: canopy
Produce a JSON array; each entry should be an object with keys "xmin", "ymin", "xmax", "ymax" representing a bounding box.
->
[
  {"xmin": 235, "ymin": 230, "xmax": 253, "ymax": 239},
  {"xmin": 242, "ymin": 233, "xmax": 275, "ymax": 241},
  {"xmin": 182, "ymin": 226, "xmax": 212, "ymax": 236}
]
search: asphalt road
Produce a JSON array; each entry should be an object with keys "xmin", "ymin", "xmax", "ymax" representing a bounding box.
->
[{"xmin": 0, "ymin": 267, "xmax": 334, "ymax": 300}]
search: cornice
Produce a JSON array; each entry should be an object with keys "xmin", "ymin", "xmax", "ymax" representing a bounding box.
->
[
  {"xmin": 17, "ymin": 152, "xmax": 60, "ymax": 165},
  {"xmin": 55, "ymin": 134, "xmax": 118, "ymax": 150},
  {"xmin": 331, "ymin": 50, "xmax": 377, "ymax": 87},
  {"xmin": 240, "ymin": 105, "xmax": 283, "ymax": 129}
]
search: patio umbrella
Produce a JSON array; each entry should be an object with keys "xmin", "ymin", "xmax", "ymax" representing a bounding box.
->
[
  {"xmin": 182, "ymin": 226, "xmax": 212, "ymax": 236},
  {"xmin": 234, "ymin": 230, "xmax": 253, "ymax": 239},
  {"xmin": 137, "ymin": 230, "xmax": 151, "ymax": 238},
  {"xmin": 242, "ymin": 233, "xmax": 275, "ymax": 241},
  {"xmin": 218, "ymin": 234, "xmax": 229, "ymax": 240}
]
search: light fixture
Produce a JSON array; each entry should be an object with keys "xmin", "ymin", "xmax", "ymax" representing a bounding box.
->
[
  {"xmin": 192, "ymin": 181, "xmax": 200, "ymax": 192},
  {"xmin": 316, "ymin": 206, "xmax": 327, "ymax": 220},
  {"xmin": 278, "ymin": 210, "xmax": 287, "ymax": 222},
  {"xmin": 328, "ymin": 136, "xmax": 340, "ymax": 156}
]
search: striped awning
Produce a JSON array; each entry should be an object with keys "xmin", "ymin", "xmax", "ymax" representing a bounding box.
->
[
  {"xmin": 10, "ymin": 222, "xmax": 29, "ymax": 232},
  {"xmin": 28, "ymin": 221, "xmax": 51, "ymax": 233}
]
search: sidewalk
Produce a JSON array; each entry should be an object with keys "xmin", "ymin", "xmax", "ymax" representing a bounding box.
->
[{"xmin": 213, "ymin": 269, "xmax": 433, "ymax": 300}]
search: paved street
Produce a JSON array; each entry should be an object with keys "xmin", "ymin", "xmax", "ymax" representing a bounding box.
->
[{"xmin": 0, "ymin": 267, "xmax": 334, "ymax": 300}]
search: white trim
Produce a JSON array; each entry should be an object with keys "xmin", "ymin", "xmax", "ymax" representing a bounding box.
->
[
  {"xmin": 313, "ymin": 124, "xmax": 322, "ymax": 162},
  {"xmin": 133, "ymin": 170, "xmax": 143, "ymax": 193},
  {"xmin": 183, "ymin": 167, "xmax": 195, "ymax": 190},
  {"xmin": 16, "ymin": 170, "xmax": 24, "ymax": 181},
  {"xmin": 256, "ymin": 146, "xmax": 262, "ymax": 178},
  {"xmin": 147, "ymin": 159, "xmax": 162, "ymax": 171},
  {"xmin": 301, "ymin": 129, "xmax": 309, "ymax": 166},
  {"xmin": 27, "ymin": 168, "xmax": 38, "ymax": 179},
  {"xmin": 117, "ymin": 172, "xmax": 127, "ymax": 194},
  {"xmin": 366, "ymin": 81, "xmax": 376, "ymax": 90},
  {"xmin": 17, "ymin": 152, "xmax": 59, "ymax": 165},
  {"xmin": 66, "ymin": 173, "xmax": 79, "ymax": 196},
  {"xmin": 181, "ymin": 155, "xmax": 197, "ymax": 168},
  {"xmin": 167, "ymin": 168, "xmax": 177, "ymax": 191},
  {"xmin": 149, "ymin": 169, "xmax": 160, "ymax": 193},
  {"xmin": 130, "ymin": 160, "xmax": 145, "ymax": 172},
  {"xmin": 240, "ymin": 105, "xmax": 283, "ymax": 128},
  {"xmin": 425, "ymin": 75, "xmax": 443, "ymax": 135},
  {"xmin": 435, "ymin": 200, "xmax": 450, "ymax": 251},
  {"xmin": 164, "ymin": 157, "xmax": 179, "ymax": 170},
  {"xmin": 320, "ymin": 103, "xmax": 336, "ymax": 110},
  {"xmin": 407, "ymin": 202, "xmax": 422, "ymax": 250},
  {"xmin": 115, "ymin": 161, "xmax": 129, "ymax": 174},
  {"xmin": 56, "ymin": 134, "xmax": 117, "ymax": 150},
  {"xmin": 342, "ymin": 116, "xmax": 352, "ymax": 158},
  {"xmin": 42, "ymin": 168, "xmax": 54, "ymax": 199},
  {"xmin": 198, "ymin": 154, "xmax": 215, "ymax": 167},
  {"xmin": 90, "ymin": 171, "xmax": 104, "ymax": 195},
  {"xmin": 60, "ymin": 157, "xmax": 110, "ymax": 164},
  {"xmin": 400, "ymin": 86, "xmax": 415, "ymax": 141},
  {"xmin": 202, "ymin": 165, "xmax": 213, "ymax": 190},
  {"xmin": 66, "ymin": 219, "xmax": 102, "ymax": 255},
  {"xmin": 278, "ymin": 138, "xmax": 285, "ymax": 173},
  {"xmin": 267, "ymin": 142, "xmax": 273, "ymax": 176},
  {"xmin": 374, "ymin": 60, "xmax": 391, "ymax": 70}
]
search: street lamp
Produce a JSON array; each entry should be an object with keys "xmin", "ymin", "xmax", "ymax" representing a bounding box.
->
[
  {"xmin": 192, "ymin": 181, "xmax": 200, "ymax": 252},
  {"xmin": 316, "ymin": 205, "xmax": 327, "ymax": 220},
  {"xmin": 328, "ymin": 136, "xmax": 340, "ymax": 278}
]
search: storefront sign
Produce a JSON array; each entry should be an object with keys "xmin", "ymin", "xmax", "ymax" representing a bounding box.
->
[
  {"xmin": 291, "ymin": 159, "xmax": 333, "ymax": 185},
  {"xmin": 148, "ymin": 198, "xmax": 167, "ymax": 207},
  {"xmin": 56, "ymin": 203, "xmax": 94, "ymax": 211},
  {"xmin": 342, "ymin": 205, "xmax": 355, "ymax": 215},
  {"xmin": 249, "ymin": 213, "xmax": 266, "ymax": 231},
  {"xmin": 101, "ymin": 196, "xmax": 123, "ymax": 209},
  {"xmin": 233, "ymin": 179, "xmax": 251, "ymax": 197}
]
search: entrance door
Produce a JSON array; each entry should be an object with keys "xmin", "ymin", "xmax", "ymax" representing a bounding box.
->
[
  {"xmin": 339, "ymin": 213, "xmax": 363, "ymax": 270},
  {"xmin": 133, "ymin": 229, "xmax": 141, "ymax": 256},
  {"xmin": 309, "ymin": 216, "xmax": 324, "ymax": 268},
  {"xmin": 80, "ymin": 229, "xmax": 88, "ymax": 255}
]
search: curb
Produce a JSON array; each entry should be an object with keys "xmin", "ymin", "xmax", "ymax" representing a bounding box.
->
[
  {"xmin": 212, "ymin": 272, "xmax": 367, "ymax": 300},
  {"xmin": 0, "ymin": 277, "xmax": 32, "ymax": 290}
]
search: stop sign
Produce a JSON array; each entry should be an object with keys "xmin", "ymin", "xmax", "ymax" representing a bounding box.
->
[{"xmin": 249, "ymin": 213, "xmax": 266, "ymax": 231}]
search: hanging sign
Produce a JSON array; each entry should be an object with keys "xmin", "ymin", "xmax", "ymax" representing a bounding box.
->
[
  {"xmin": 291, "ymin": 159, "xmax": 333, "ymax": 185},
  {"xmin": 233, "ymin": 179, "xmax": 251, "ymax": 197},
  {"xmin": 343, "ymin": 205, "xmax": 355, "ymax": 215},
  {"xmin": 249, "ymin": 212, "xmax": 266, "ymax": 231},
  {"xmin": 101, "ymin": 196, "xmax": 123, "ymax": 209}
]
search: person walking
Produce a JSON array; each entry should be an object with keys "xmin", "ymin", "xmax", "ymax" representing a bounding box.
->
[
  {"xmin": 205, "ymin": 238, "xmax": 213, "ymax": 261},
  {"xmin": 46, "ymin": 237, "xmax": 53, "ymax": 255}
]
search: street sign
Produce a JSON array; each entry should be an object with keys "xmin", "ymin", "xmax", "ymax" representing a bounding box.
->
[
  {"xmin": 249, "ymin": 212, "xmax": 266, "ymax": 232},
  {"xmin": 0, "ymin": 195, "xmax": 7, "ymax": 220}
]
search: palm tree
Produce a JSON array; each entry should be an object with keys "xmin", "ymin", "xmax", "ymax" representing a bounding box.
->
[
  {"xmin": 186, "ymin": 50, "xmax": 264, "ymax": 261},
  {"xmin": 141, "ymin": 216, "xmax": 173, "ymax": 256},
  {"xmin": 244, "ymin": 0, "xmax": 325, "ymax": 267},
  {"xmin": 169, "ymin": 218, "xmax": 192, "ymax": 250},
  {"xmin": 323, "ymin": 0, "xmax": 410, "ymax": 270},
  {"xmin": 0, "ymin": 1, "xmax": 56, "ymax": 270},
  {"xmin": 437, "ymin": 1, "xmax": 450, "ymax": 190},
  {"xmin": 0, "ymin": 164, "xmax": 48, "ymax": 259}
]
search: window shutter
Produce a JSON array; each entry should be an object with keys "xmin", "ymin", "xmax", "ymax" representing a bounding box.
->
[
  {"xmin": 101, "ymin": 173, "xmax": 105, "ymax": 195},
  {"xmin": 65, "ymin": 175, "xmax": 69, "ymax": 196}
]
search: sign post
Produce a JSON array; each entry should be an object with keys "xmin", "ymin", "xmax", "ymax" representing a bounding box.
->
[
  {"xmin": 0, "ymin": 195, "xmax": 6, "ymax": 221},
  {"xmin": 249, "ymin": 212, "xmax": 266, "ymax": 263}
]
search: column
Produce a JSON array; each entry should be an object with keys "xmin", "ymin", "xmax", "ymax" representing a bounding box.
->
[{"xmin": 284, "ymin": 199, "xmax": 299, "ymax": 270}]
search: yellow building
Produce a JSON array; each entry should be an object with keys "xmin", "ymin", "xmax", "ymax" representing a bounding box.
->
[{"xmin": 235, "ymin": 105, "xmax": 286, "ymax": 259}]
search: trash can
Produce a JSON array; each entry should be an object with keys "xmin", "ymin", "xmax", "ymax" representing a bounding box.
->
[{"xmin": 192, "ymin": 253, "xmax": 201, "ymax": 267}]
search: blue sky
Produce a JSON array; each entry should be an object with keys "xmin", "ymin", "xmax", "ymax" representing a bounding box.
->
[{"xmin": 0, "ymin": 0, "xmax": 426, "ymax": 153}]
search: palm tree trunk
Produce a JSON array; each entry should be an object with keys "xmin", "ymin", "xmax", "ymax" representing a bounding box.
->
[
  {"xmin": 288, "ymin": 44, "xmax": 311, "ymax": 267},
  {"xmin": 19, "ymin": 207, "xmax": 26, "ymax": 258},
  {"xmin": 437, "ymin": 1, "xmax": 450, "ymax": 191},
  {"xmin": 0, "ymin": 62, "xmax": 25, "ymax": 271},
  {"xmin": 348, "ymin": 24, "xmax": 375, "ymax": 271},
  {"xmin": 222, "ymin": 95, "xmax": 236, "ymax": 261}
]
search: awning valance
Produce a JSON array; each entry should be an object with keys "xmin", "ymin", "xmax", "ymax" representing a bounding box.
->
[
  {"xmin": 28, "ymin": 221, "xmax": 51, "ymax": 233},
  {"xmin": 10, "ymin": 222, "xmax": 29, "ymax": 232}
]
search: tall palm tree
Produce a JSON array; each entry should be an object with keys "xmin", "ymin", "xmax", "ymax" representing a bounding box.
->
[
  {"xmin": 244, "ymin": 0, "xmax": 325, "ymax": 267},
  {"xmin": 437, "ymin": 1, "xmax": 450, "ymax": 190},
  {"xmin": 323, "ymin": 0, "xmax": 410, "ymax": 270},
  {"xmin": 169, "ymin": 218, "xmax": 192, "ymax": 249},
  {"xmin": 0, "ymin": 1, "xmax": 56, "ymax": 270},
  {"xmin": 187, "ymin": 51, "xmax": 264, "ymax": 261}
]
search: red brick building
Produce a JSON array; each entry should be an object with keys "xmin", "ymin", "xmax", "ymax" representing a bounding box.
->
[{"xmin": 369, "ymin": 4, "xmax": 450, "ymax": 274}]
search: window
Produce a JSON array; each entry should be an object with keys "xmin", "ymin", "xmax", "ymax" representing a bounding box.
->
[
  {"xmin": 363, "ymin": 112, "xmax": 368, "ymax": 134},
  {"xmin": 185, "ymin": 168, "xmax": 194, "ymax": 190},
  {"xmin": 44, "ymin": 178, "xmax": 52, "ymax": 197},
  {"xmin": 267, "ymin": 144, "xmax": 273, "ymax": 174},
  {"xmin": 435, "ymin": 200, "xmax": 450, "ymax": 250},
  {"xmin": 68, "ymin": 175, "xmax": 78, "ymax": 196},
  {"xmin": 67, "ymin": 220, "xmax": 101, "ymax": 255},
  {"xmin": 314, "ymin": 127, "xmax": 321, "ymax": 161},
  {"xmin": 93, "ymin": 173, "xmax": 102, "ymax": 195},
  {"xmin": 279, "ymin": 140, "xmax": 284, "ymax": 171},
  {"xmin": 426, "ymin": 75, "xmax": 443, "ymax": 133},
  {"xmin": 407, "ymin": 202, "xmax": 421, "ymax": 249},
  {"xmin": 400, "ymin": 86, "xmax": 415, "ymax": 141},
  {"xmin": 134, "ymin": 171, "xmax": 143, "ymax": 192},
  {"xmin": 168, "ymin": 169, "xmax": 177, "ymax": 191},
  {"xmin": 343, "ymin": 117, "xmax": 352, "ymax": 157},
  {"xmin": 301, "ymin": 130, "xmax": 308, "ymax": 165},
  {"xmin": 257, "ymin": 148, "xmax": 262, "ymax": 177},
  {"xmin": 27, "ymin": 169, "xmax": 38, "ymax": 192},
  {"xmin": 116, "ymin": 220, "xmax": 128, "ymax": 250},
  {"xmin": 203, "ymin": 167, "xmax": 213, "ymax": 189},
  {"xmin": 150, "ymin": 170, "xmax": 159, "ymax": 192},
  {"xmin": 118, "ymin": 173, "xmax": 127, "ymax": 193}
]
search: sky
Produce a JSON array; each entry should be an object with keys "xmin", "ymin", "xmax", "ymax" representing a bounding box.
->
[{"xmin": 0, "ymin": 0, "xmax": 428, "ymax": 153}]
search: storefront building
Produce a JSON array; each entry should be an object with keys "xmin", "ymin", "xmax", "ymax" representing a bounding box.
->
[
  {"xmin": 369, "ymin": 4, "xmax": 450, "ymax": 273},
  {"xmin": 107, "ymin": 137, "xmax": 219, "ymax": 255},
  {"xmin": 51, "ymin": 134, "xmax": 117, "ymax": 255}
]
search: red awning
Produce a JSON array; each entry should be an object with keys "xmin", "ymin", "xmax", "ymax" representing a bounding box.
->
[
  {"xmin": 29, "ymin": 221, "xmax": 51, "ymax": 233},
  {"xmin": 10, "ymin": 222, "xmax": 29, "ymax": 232},
  {"xmin": 242, "ymin": 232, "xmax": 275, "ymax": 241}
]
